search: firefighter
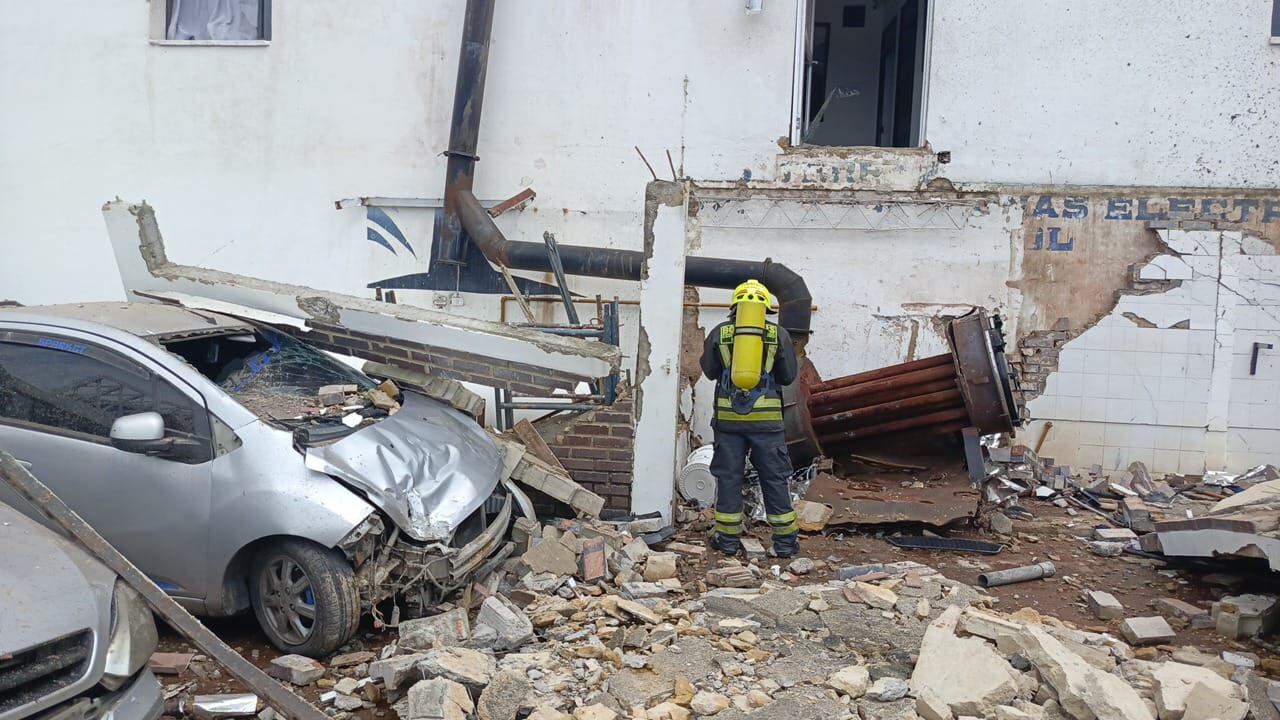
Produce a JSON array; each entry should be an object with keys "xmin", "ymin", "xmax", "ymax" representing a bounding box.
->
[{"xmin": 699, "ymin": 279, "xmax": 800, "ymax": 558}]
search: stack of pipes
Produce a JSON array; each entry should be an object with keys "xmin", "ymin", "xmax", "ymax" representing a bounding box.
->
[{"xmin": 806, "ymin": 353, "xmax": 969, "ymax": 449}]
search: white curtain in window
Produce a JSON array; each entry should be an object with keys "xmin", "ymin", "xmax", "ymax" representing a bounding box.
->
[{"xmin": 167, "ymin": 0, "xmax": 261, "ymax": 41}]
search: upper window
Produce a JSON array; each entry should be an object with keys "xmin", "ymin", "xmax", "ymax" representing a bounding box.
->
[
  {"xmin": 1272, "ymin": 0, "xmax": 1279, "ymax": 40},
  {"xmin": 0, "ymin": 335, "xmax": 210, "ymax": 453},
  {"xmin": 156, "ymin": 0, "xmax": 271, "ymax": 42},
  {"xmin": 797, "ymin": 0, "xmax": 929, "ymax": 147}
]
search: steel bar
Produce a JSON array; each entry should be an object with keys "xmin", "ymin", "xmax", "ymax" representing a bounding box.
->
[
  {"xmin": 811, "ymin": 388, "xmax": 964, "ymax": 429},
  {"xmin": 977, "ymin": 562, "xmax": 1056, "ymax": 588},
  {"xmin": 808, "ymin": 363, "xmax": 958, "ymax": 410},
  {"xmin": 0, "ymin": 453, "xmax": 329, "ymax": 720},
  {"xmin": 816, "ymin": 407, "xmax": 969, "ymax": 445},
  {"xmin": 810, "ymin": 353, "xmax": 953, "ymax": 393}
]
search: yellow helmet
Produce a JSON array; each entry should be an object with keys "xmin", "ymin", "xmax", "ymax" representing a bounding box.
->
[{"xmin": 731, "ymin": 279, "xmax": 774, "ymax": 310}]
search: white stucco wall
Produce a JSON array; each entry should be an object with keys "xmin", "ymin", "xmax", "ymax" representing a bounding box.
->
[
  {"xmin": 928, "ymin": 0, "xmax": 1280, "ymax": 188},
  {"xmin": 0, "ymin": 1, "xmax": 796, "ymax": 307}
]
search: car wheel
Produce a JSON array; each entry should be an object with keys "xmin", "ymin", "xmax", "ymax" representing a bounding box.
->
[{"xmin": 249, "ymin": 539, "xmax": 359, "ymax": 657}]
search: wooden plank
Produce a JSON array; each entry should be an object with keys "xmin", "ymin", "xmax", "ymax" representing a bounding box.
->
[
  {"xmin": 513, "ymin": 419, "xmax": 568, "ymax": 474},
  {"xmin": 0, "ymin": 452, "xmax": 329, "ymax": 720}
]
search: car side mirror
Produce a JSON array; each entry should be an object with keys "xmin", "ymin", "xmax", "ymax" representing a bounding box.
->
[{"xmin": 109, "ymin": 412, "xmax": 169, "ymax": 455}]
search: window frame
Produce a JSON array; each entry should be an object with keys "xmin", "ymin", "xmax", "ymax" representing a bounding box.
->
[
  {"xmin": 0, "ymin": 330, "xmax": 214, "ymax": 462},
  {"xmin": 1272, "ymin": 0, "xmax": 1280, "ymax": 43},
  {"xmin": 149, "ymin": 0, "xmax": 272, "ymax": 46}
]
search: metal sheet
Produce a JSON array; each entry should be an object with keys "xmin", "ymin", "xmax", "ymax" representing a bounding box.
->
[
  {"xmin": 305, "ymin": 392, "xmax": 503, "ymax": 542},
  {"xmin": 802, "ymin": 472, "xmax": 977, "ymax": 527}
]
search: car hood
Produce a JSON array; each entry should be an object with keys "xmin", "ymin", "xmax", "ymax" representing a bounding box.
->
[
  {"xmin": 0, "ymin": 502, "xmax": 114, "ymax": 657},
  {"xmin": 304, "ymin": 392, "xmax": 504, "ymax": 542}
]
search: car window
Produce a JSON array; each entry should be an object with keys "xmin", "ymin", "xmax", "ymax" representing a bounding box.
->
[
  {"xmin": 164, "ymin": 327, "xmax": 376, "ymax": 419},
  {"xmin": 0, "ymin": 336, "xmax": 211, "ymax": 454}
]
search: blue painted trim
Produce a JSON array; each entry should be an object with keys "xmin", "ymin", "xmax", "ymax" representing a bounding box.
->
[
  {"xmin": 367, "ymin": 227, "xmax": 396, "ymax": 254},
  {"xmin": 367, "ymin": 207, "xmax": 415, "ymax": 256}
]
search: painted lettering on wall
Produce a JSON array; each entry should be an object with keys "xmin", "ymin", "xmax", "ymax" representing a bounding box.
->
[{"xmin": 1025, "ymin": 195, "xmax": 1280, "ymax": 252}]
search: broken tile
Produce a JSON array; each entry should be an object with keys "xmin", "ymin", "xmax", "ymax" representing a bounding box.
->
[{"xmin": 1119, "ymin": 616, "xmax": 1176, "ymax": 646}]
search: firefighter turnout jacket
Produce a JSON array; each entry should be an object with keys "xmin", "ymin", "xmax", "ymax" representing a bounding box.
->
[{"xmin": 699, "ymin": 320, "xmax": 799, "ymax": 433}]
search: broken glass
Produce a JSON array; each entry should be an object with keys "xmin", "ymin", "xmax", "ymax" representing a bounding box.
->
[{"xmin": 164, "ymin": 328, "xmax": 376, "ymax": 421}]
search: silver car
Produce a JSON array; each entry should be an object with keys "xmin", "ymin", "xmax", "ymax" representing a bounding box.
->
[
  {"xmin": 0, "ymin": 500, "xmax": 163, "ymax": 720},
  {"xmin": 0, "ymin": 303, "xmax": 514, "ymax": 656}
]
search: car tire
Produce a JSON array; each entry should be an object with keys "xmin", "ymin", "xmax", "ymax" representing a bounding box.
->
[{"xmin": 249, "ymin": 539, "xmax": 359, "ymax": 657}]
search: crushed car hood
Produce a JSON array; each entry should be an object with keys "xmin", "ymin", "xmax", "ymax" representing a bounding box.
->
[{"xmin": 304, "ymin": 392, "xmax": 503, "ymax": 542}]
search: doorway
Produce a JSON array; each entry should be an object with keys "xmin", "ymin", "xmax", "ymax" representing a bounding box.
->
[{"xmin": 798, "ymin": 0, "xmax": 930, "ymax": 147}]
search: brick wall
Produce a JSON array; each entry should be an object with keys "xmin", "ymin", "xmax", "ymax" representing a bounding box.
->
[
  {"xmin": 279, "ymin": 321, "xmax": 583, "ymax": 395},
  {"xmin": 540, "ymin": 396, "xmax": 636, "ymax": 513}
]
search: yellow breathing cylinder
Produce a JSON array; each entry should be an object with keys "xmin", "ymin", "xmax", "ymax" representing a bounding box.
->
[{"xmin": 729, "ymin": 280, "xmax": 770, "ymax": 391}]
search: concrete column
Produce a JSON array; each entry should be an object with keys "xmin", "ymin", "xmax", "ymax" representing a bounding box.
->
[{"xmin": 630, "ymin": 181, "xmax": 689, "ymax": 521}]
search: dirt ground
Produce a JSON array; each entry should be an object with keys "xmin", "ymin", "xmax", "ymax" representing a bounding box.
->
[{"xmin": 154, "ymin": 460, "xmax": 1279, "ymax": 717}]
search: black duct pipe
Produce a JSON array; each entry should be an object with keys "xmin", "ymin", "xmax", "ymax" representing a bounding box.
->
[
  {"xmin": 437, "ymin": 0, "xmax": 496, "ymax": 267},
  {"xmin": 457, "ymin": 189, "xmax": 814, "ymax": 336}
]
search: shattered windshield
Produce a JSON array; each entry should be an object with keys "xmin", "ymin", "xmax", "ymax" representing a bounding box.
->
[{"xmin": 163, "ymin": 327, "xmax": 380, "ymax": 421}]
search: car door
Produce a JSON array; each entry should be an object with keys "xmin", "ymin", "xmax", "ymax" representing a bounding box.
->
[{"xmin": 0, "ymin": 329, "xmax": 213, "ymax": 601}]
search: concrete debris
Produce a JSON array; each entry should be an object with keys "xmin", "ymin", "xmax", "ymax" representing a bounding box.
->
[
  {"xmin": 1152, "ymin": 661, "xmax": 1245, "ymax": 720},
  {"xmin": 865, "ymin": 677, "xmax": 910, "ymax": 702},
  {"xmin": 1016, "ymin": 624, "xmax": 1154, "ymax": 720},
  {"xmin": 401, "ymin": 678, "xmax": 473, "ymax": 720},
  {"xmin": 1212, "ymin": 593, "xmax": 1278, "ymax": 640},
  {"xmin": 1119, "ymin": 616, "xmax": 1176, "ymax": 646},
  {"xmin": 266, "ymin": 654, "xmax": 325, "ymax": 685},
  {"xmin": 415, "ymin": 647, "xmax": 496, "ymax": 691},
  {"xmin": 793, "ymin": 500, "xmax": 833, "ymax": 532},
  {"xmin": 1084, "ymin": 590, "xmax": 1124, "ymax": 620},
  {"xmin": 910, "ymin": 606, "xmax": 1021, "ymax": 716},
  {"xmin": 824, "ymin": 665, "xmax": 870, "ymax": 698},
  {"xmin": 492, "ymin": 432, "xmax": 606, "ymax": 517},
  {"xmin": 399, "ymin": 608, "xmax": 471, "ymax": 651},
  {"xmin": 476, "ymin": 595, "xmax": 535, "ymax": 650}
]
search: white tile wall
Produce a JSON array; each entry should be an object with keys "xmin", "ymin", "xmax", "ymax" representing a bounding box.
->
[{"xmin": 1031, "ymin": 229, "xmax": 1280, "ymax": 474}]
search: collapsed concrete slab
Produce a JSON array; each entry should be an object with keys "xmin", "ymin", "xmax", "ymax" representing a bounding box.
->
[{"xmin": 103, "ymin": 201, "xmax": 620, "ymax": 388}]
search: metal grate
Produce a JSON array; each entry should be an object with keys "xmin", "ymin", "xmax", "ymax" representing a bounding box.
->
[{"xmin": 0, "ymin": 630, "xmax": 94, "ymax": 713}]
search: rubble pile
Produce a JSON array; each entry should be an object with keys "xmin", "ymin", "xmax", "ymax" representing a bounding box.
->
[
  {"xmin": 984, "ymin": 449, "xmax": 1280, "ymax": 573},
  {"xmin": 183, "ymin": 525, "xmax": 1279, "ymax": 720}
]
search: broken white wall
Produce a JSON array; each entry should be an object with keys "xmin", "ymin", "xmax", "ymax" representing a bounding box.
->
[{"xmin": 1029, "ymin": 228, "xmax": 1280, "ymax": 474}]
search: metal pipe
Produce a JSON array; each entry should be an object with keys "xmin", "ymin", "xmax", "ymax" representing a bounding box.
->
[
  {"xmin": 808, "ymin": 363, "xmax": 958, "ymax": 410},
  {"xmin": 458, "ymin": 189, "xmax": 816, "ymax": 335},
  {"xmin": 811, "ymin": 378, "xmax": 959, "ymax": 415},
  {"xmin": 977, "ymin": 562, "xmax": 1056, "ymax": 588},
  {"xmin": 811, "ymin": 388, "xmax": 964, "ymax": 428},
  {"xmin": 810, "ymin": 354, "xmax": 953, "ymax": 393},
  {"xmin": 438, "ymin": 0, "xmax": 496, "ymax": 267},
  {"xmin": 816, "ymin": 407, "xmax": 970, "ymax": 445}
]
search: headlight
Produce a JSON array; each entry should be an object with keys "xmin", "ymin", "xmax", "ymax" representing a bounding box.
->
[{"xmin": 101, "ymin": 580, "xmax": 159, "ymax": 690}]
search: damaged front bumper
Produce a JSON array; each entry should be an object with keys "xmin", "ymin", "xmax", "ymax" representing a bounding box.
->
[{"xmin": 342, "ymin": 491, "xmax": 514, "ymax": 611}]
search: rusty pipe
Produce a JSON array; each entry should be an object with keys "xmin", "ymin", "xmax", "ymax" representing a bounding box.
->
[
  {"xmin": 810, "ymin": 388, "xmax": 964, "ymax": 429},
  {"xmin": 808, "ymin": 363, "xmax": 958, "ymax": 410},
  {"xmin": 810, "ymin": 354, "xmax": 953, "ymax": 393},
  {"xmin": 812, "ymin": 378, "xmax": 960, "ymax": 414},
  {"xmin": 437, "ymin": 0, "xmax": 497, "ymax": 267},
  {"xmin": 816, "ymin": 407, "xmax": 970, "ymax": 445}
]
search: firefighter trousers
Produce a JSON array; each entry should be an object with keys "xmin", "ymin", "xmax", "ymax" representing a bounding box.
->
[{"xmin": 709, "ymin": 429, "xmax": 799, "ymax": 554}]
